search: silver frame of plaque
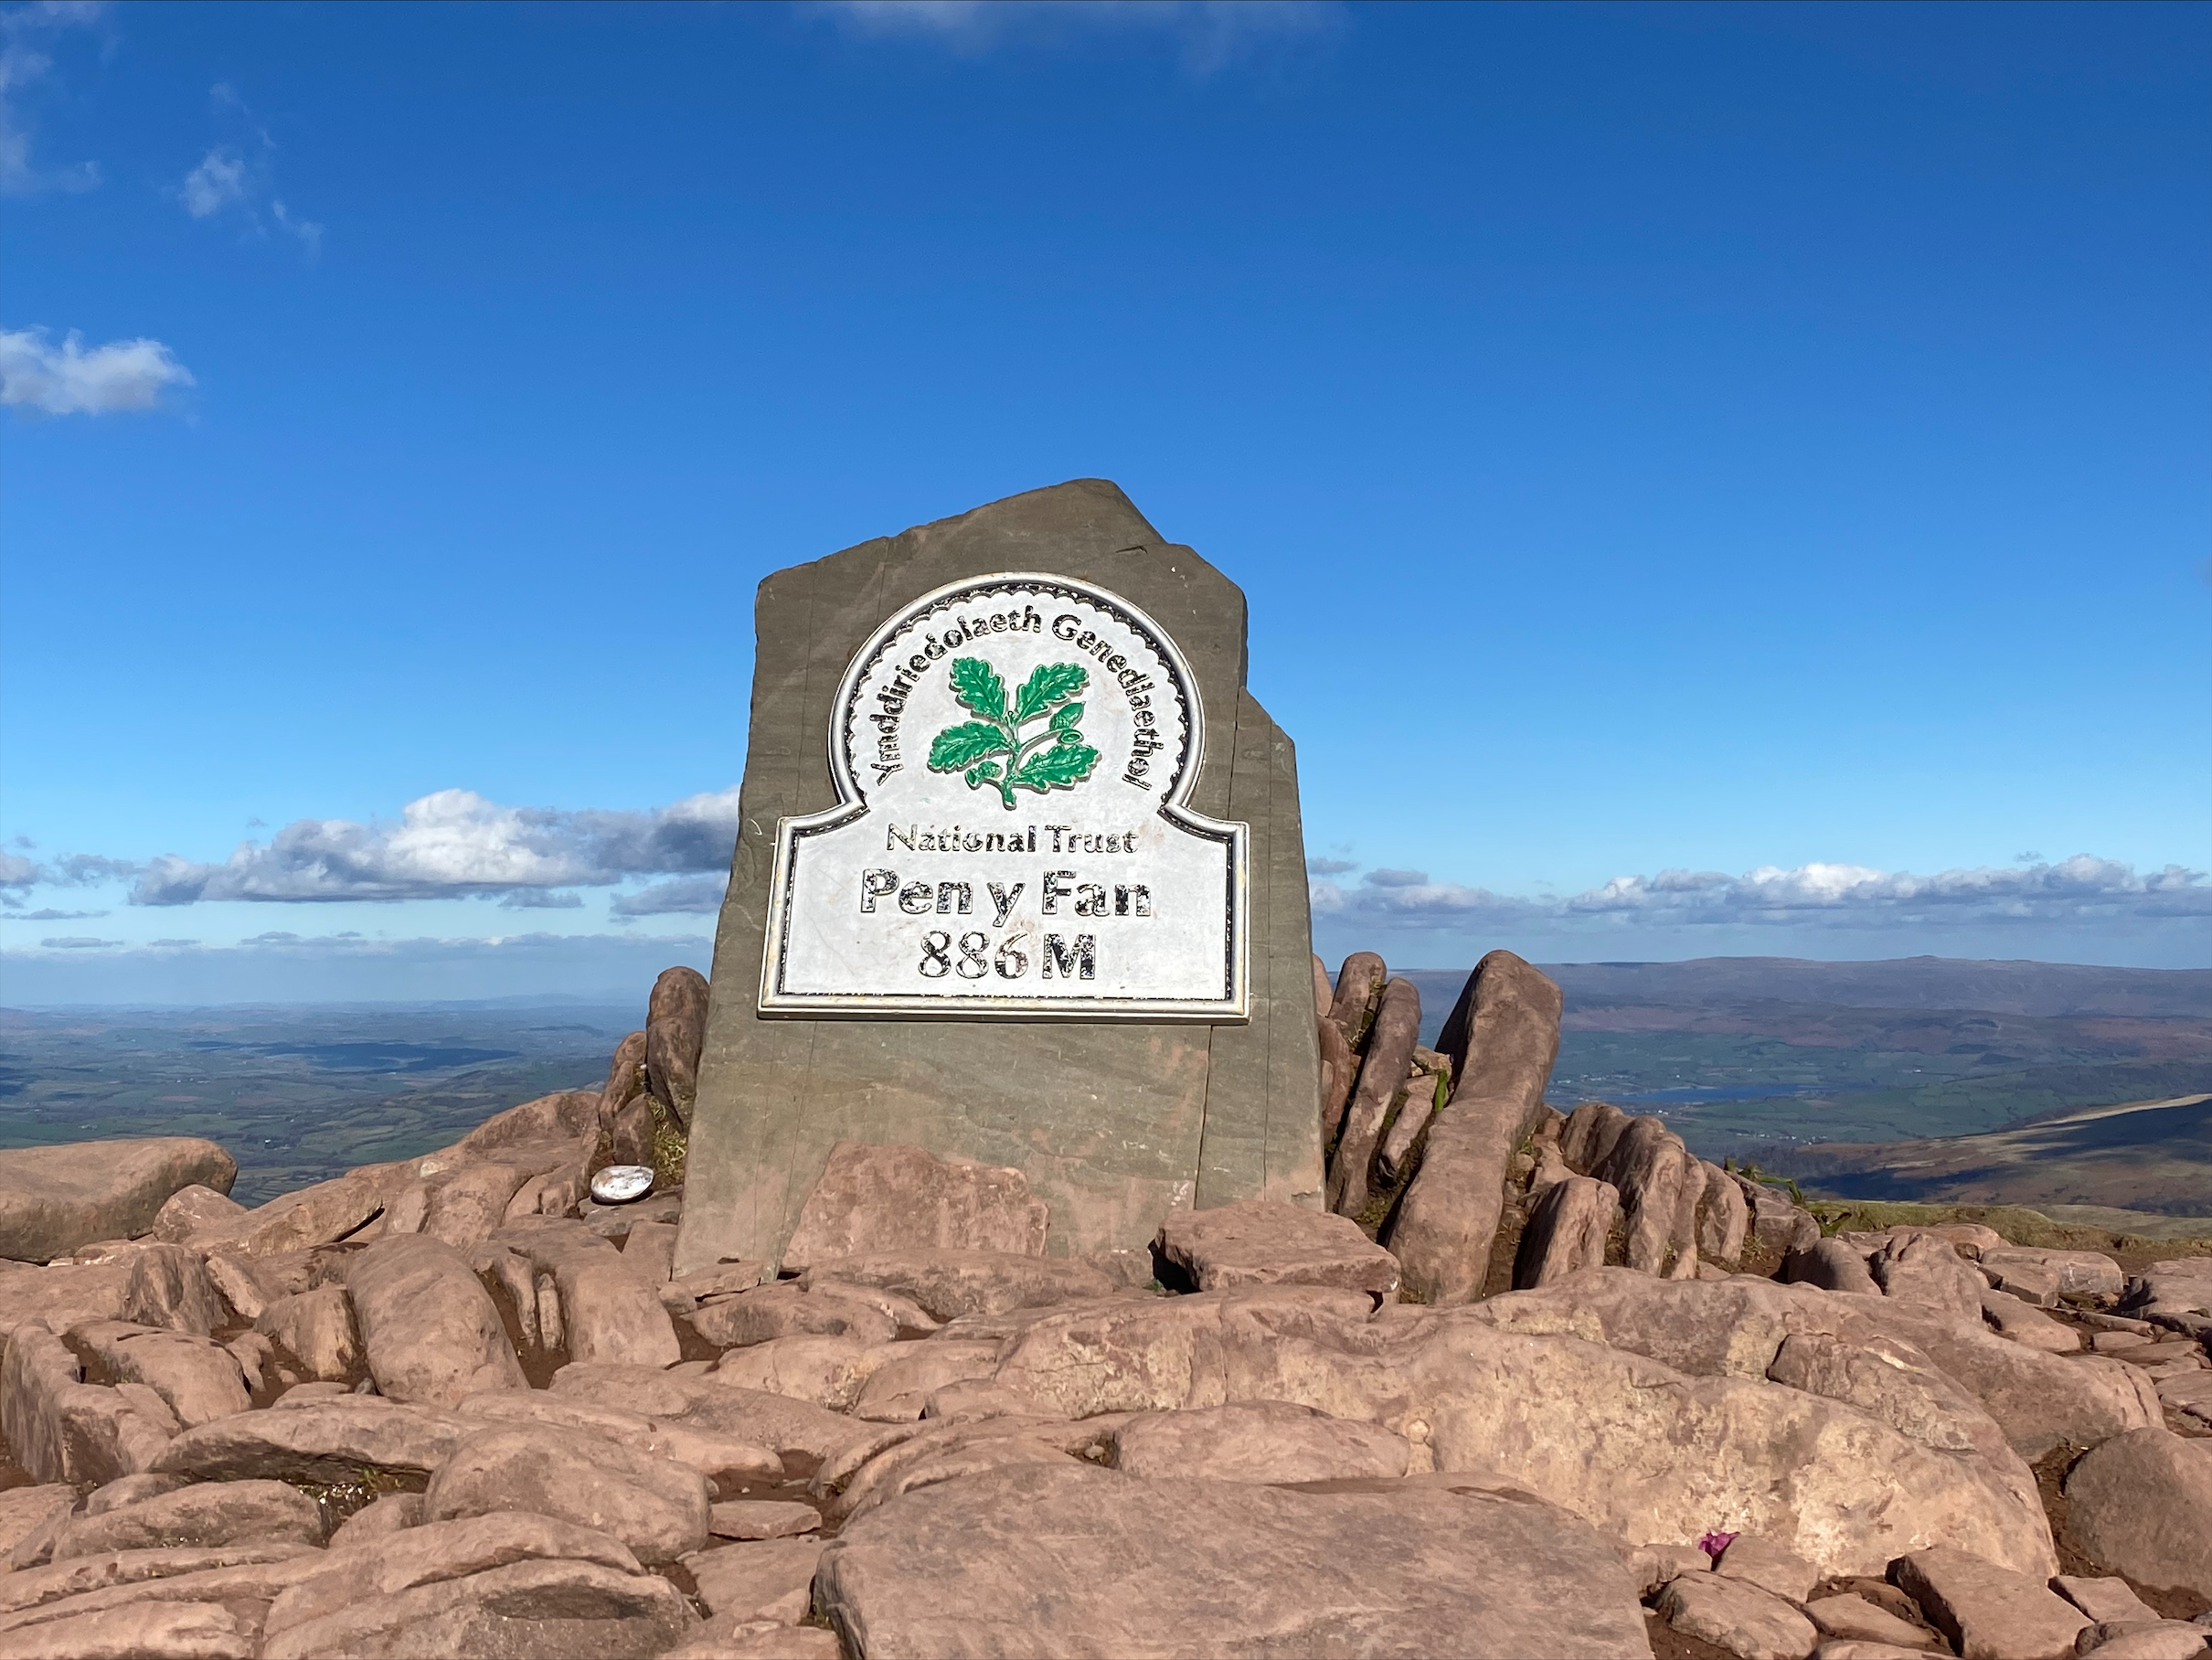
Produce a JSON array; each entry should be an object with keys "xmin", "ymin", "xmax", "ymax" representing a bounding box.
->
[{"xmin": 758, "ymin": 571, "xmax": 1250, "ymax": 1020}]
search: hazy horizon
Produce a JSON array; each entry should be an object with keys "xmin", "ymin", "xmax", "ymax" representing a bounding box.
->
[
  {"xmin": 5, "ymin": 947, "xmax": 2203, "ymax": 1011},
  {"xmin": 6, "ymin": 954, "xmax": 2196, "ymax": 1209}
]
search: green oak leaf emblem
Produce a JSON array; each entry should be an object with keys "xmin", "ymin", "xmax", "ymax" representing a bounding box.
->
[{"xmin": 927, "ymin": 657, "xmax": 1101, "ymax": 809}]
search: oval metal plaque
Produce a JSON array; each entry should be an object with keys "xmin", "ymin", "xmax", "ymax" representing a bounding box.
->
[{"xmin": 590, "ymin": 1164, "xmax": 656, "ymax": 1205}]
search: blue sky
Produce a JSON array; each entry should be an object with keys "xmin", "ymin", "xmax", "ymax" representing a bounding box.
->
[{"xmin": 3, "ymin": 0, "xmax": 2207, "ymax": 1003}]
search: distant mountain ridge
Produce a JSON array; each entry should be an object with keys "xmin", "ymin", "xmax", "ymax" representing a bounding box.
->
[
  {"xmin": 1383, "ymin": 957, "xmax": 2208, "ymax": 1193},
  {"xmin": 1784, "ymin": 1091, "xmax": 2212, "ymax": 1216},
  {"xmin": 6, "ymin": 959, "xmax": 2206, "ymax": 1206},
  {"xmin": 1534, "ymin": 956, "xmax": 2209, "ymax": 1019}
]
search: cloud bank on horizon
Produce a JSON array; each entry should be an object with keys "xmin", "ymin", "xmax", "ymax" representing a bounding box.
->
[
  {"xmin": 3, "ymin": 785, "xmax": 2203, "ymax": 966},
  {"xmin": 0, "ymin": 927, "xmax": 719, "ymax": 1006},
  {"xmin": 1309, "ymin": 854, "xmax": 2211, "ymax": 936},
  {"xmin": 119, "ymin": 788, "xmax": 741, "ymax": 913}
]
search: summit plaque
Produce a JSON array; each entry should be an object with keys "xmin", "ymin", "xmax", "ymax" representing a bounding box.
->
[{"xmin": 759, "ymin": 573, "xmax": 1248, "ymax": 1018}]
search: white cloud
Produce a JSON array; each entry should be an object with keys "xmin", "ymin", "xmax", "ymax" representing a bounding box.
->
[
  {"xmin": 44, "ymin": 853, "xmax": 136, "ymax": 884},
  {"xmin": 14, "ymin": 907, "xmax": 105, "ymax": 920},
  {"xmin": 130, "ymin": 786, "xmax": 743, "ymax": 906},
  {"xmin": 1309, "ymin": 854, "xmax": 2212, "ymax": 934},
  {"xmin": 180, "ymin": 145, "xmax": 247, "ymax": 217},
  {"xmin": 0, "ymin": 2, "xmax": 102, "ymax": 197},
  {"xmin": 829, "ymin": 0, "xmax": 984, "ymax": 33},
  {"xmin": 1572, "ymin": 856, "xmax": 2212, "ymax": 923},
  {"xmin": 40, "ymin": 934, "xmax": 116, "ymax": 948},
  {"xmin": 20, "ymin": 775, "xmax": 2200, "ymax": 962},
  {"xmin": 500, "ymin": 890, "xmax": 584, "ymax": 911},
  {"xmin": 175, "ymin": 86, "xmax": 322, "ymax": 259},
  {"xmin": 821, "ymin": 0, "xmax": 1340, "ymax": 73},
  {"xmin": 0, "ymin": 326, "xmax": 194, "ymax": 415},
  {"xmin": 271, "ymin": 198, "xmax": 322, "ymax": 259},
  {"xmin": 611, "ymin": 876, "xmax": 728, "ymax": 919},
  {"xmin": 1, "ymin": 929, "xmax": 713, "ymax": 1006}
]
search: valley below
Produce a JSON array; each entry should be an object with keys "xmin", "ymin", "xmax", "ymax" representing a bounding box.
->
[{"xmin": 5, "ymin": 954, "xmax": 2207, "ymax": 1220}]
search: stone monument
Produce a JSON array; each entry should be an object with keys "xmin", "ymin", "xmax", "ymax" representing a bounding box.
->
[{"xmin": 675, "ymin": 480, "xmax": 1324, "ymax": 1272}]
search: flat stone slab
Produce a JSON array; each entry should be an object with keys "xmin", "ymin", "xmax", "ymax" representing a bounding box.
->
[
  {"xmin": 1804, "ymin": 1594, "xmax": 1942, "ymax": 1649},
  {"xmin": 2154, "ymin": 1368, "xmax": 2212, "ymax": 1432},
  {"xmin": 0, "ymin": 1261, "xmax": 133, "ymax": 1345},
  {"xmin": 1156, "ymin": 1198, "xmax": 1400, "ymax": 1297},
  {"xmin": 815, "ymin": 1461, "xmax": 1651, "ymax": 1658},
  {"xmin": 1, "ymin": 1139, "xmax": 236, "ymax": 1265},
  {"xmin": 2062, "ymin": 1428, "xmax": 2212, "ymax": 1601},
  {"xmin": 0, "ymin": 1488, "xmax": 75, "ymax": 1563},
  {"xmin": 670, "ymin": 1623, "xmax": 842, "ymax": 1660},
  {"xmin": 0, "ymin": 1543, "xmax": 321, "ymax": 1622},
  {"xmin": 423, "ymin": 1424, "xmax": 709, "ymax": 1566},
  {"xmin": 794, "ymin": 1250, "xmax": 1121, "ymax": 1319},
  {"xmin": 1112, "ymin": 1401, "xmax": 1410, "ymax": 1484},
  {"xmin": 707, "ymin": 1501, "xmax": 822, "ymax": 1541},
  {"xmin": 49, "ymin": 1481, "xmax": 322, "ymax": 1562},
  {"xmin": 1716, "ymin": 1533, "xmax": 1820, "ymax": 1603},
  {"xmin": 682, "ymin": 1538, "xmax": 826, "ymax": 1625},
  {"xmin": 1980, "ymin": 1289, "xmax": 2080, "ymax": 1352},
  {"xmin": 346, "ymin": 1234, "xmax": 526, "ymax": 1406},
  {"xmin": 782, "ymin": 1144, "xmax": 1047, "ymax": 1272},
  {"xmin": 1981, "ymin": 1246, "xmax": 2124, "ymax": 1301},
  {"xmin": 2053, "ymin": 1576, "xmax": 2162, "ymax": 1627},
  {"xmin": 259, "ymin": 1557, "xmax": 695, "ymax": 1660},
  {"xmin": 152, "ymin": 1398, "xmax": 471, "ymax": 1484},
  {"xmin": 2071, "ymin": 1622, "xmax": 2212, "ymax": 1660},
  {"xmin": 1656, "ymin": 1571, "xmax": 1819, "ymax": 1660},
  {"xmin": 548, "ymin": 1364, "xmax": 880, "ymax": 1463},
  {"xmin": 1891, "ymin": 1546, "xmax": 2089, "ymax": 1660},
  {"xmin": 0, "ymin": 1601, "xmax": 261, "ymax": 1658},
  {"xmin": 261, "ymin": 1513, "xmax": 643, "ymax": 1637}
]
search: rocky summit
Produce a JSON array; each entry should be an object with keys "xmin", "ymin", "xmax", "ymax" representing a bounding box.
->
[{"xmin": 2, "ymin": 951, "xmax": 2208, "ymax": 1660}]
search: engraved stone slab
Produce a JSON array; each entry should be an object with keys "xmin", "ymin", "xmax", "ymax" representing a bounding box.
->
[
  {"xmin": 675, "ymin": 481, "xmax": 1325, "ymax": 1273},
  {"xmin": 760, "ymin": 572, "xmax": 1246, "ymax": 1017}
]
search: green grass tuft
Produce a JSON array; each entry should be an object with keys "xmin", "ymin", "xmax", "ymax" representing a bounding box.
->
[{"xmin": 1803, "ymin": 1197, "xmax": 2212, "ymax": 1257}]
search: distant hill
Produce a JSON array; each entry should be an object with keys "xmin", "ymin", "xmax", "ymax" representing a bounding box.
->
[
  {"xmin": 6, "ymin": 959, "xmax": 2206, "ymax": 1208},
  {"xmin": 1385, "ymin": 956, "xmax": 2208, "ymax": 1191},
  {"xmin": 1785, "ymin": 1092, "xmax": 2212, "ymax": 1216},
  {"xmin": 0, "ymin": 1003, "xmax": 630, "ymax": 1205},
  {"xmin": 1537, "ymin": 956, "xmax": 2209, "ymax": 1018}
]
